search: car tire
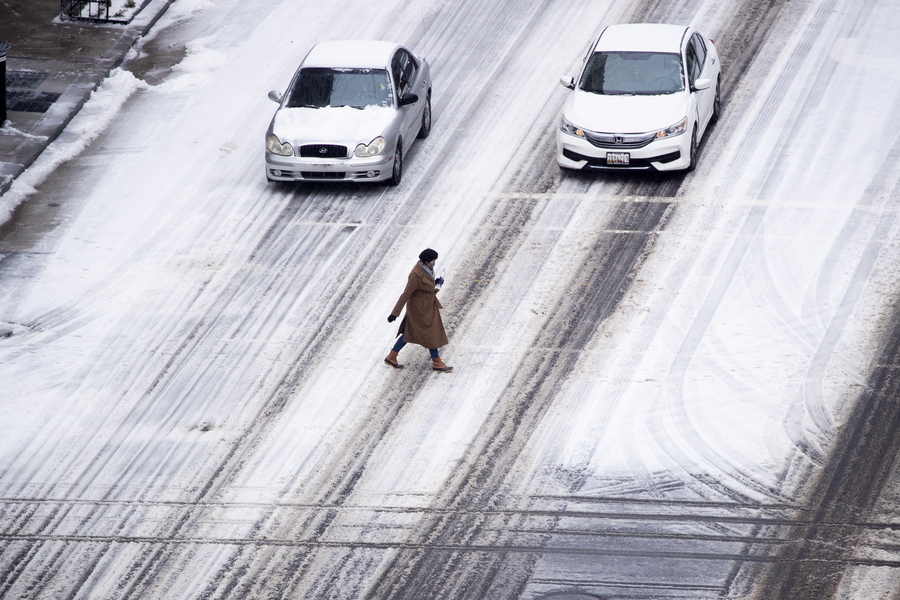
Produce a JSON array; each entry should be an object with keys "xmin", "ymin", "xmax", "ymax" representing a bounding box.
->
[
  {"xmin": 417, "ymin": 95, "xmax": 432, "ymax": 139},
  {"xmin": 686, "ymin": 126, "xmax": 698, "ymax": 172},
  {"xmin": 712, "ymin": 77, "xmax": 721, "ymax": 122},
  {"xmin": 389, "ymin": 140, "xmax": 403, "ymax": 186}
]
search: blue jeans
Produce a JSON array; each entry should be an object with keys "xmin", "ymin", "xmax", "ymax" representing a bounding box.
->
[{"xmin": 392, "ymin": 335, "xmax": 439, "ymax": 358}]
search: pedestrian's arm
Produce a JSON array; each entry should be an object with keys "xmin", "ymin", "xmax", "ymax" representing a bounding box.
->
[{"xmin": 390, "ymin": 271, "xmax": 419, "ymax": 317}]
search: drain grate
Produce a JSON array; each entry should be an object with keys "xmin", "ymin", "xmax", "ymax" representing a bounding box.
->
[
  {"xmin": 6, "ymin": 90, "xmax": 62, "ymax": 113},
  {"xmin": 5, "ymin": 70, "xmax": 58, "ymax": 113},
  {"xmin": 7, "ymin": 71, "xmax": 48, "ymax": 90}
]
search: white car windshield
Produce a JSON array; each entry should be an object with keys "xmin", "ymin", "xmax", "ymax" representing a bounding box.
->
[
  {"xmin": 579, "ymin": 52, "xmax": 684, "ymax": 95},
  {"xmin": 286, "ymin": 68, "xmax": 392, "ymax": 109}
]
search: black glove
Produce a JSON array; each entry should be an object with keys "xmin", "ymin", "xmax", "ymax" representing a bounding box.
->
[
  {"xmin": 387, "ymin": 315, "xmax": 397, "ymax": 323},
  {"xmin": 435, "ymin": 277, "xmax": 444, "ymax": 288}
]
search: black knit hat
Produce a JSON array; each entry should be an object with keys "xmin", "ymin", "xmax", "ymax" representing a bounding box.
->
[{"xmin": 419, "ymin": 248, "xmax": 438, "ymax": 262}]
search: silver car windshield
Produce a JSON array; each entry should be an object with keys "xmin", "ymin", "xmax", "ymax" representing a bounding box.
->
[
  {"xmin": 286, "ymin": 68, "xmax": 392, "ymax": 109},
  {"xmin": 579, "ymin": 52, "xmax": 684, "ymax": 95}
]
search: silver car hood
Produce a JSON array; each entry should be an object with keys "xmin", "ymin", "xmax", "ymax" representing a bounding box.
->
[
  {"xmin": 272, "ymin": 105, "xmax": 394, "ymax": 145},
  {"xmin": 565, "ymin": 89, "xmax": 690, "ymax": 134}
]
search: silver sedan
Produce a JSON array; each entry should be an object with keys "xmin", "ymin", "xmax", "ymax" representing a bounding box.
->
[{"xmin": 265, "ymin": 40, "xmax": 432, "ymax": 186}]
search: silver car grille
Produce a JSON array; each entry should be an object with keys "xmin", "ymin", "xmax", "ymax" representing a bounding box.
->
[
  {"xmin": 299, "ymin": 144, "xmax": 349, "ymax": 158},
  {"xmin": 584, "ymin": 131, "xmax": 656, "ymax": 149}
]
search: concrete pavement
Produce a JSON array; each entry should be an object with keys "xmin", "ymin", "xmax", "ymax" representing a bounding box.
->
[{"xmin": 0, "ymin": 0, "xmax": 172, "ymax": 197}]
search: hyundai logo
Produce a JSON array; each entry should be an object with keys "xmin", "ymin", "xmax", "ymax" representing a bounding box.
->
[{"xmin": 319, "ymin": 147, "xmax": 328, "ymax": 155}]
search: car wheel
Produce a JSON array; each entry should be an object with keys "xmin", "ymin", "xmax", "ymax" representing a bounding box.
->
[
  {"xmin": 687, "ymin": 126, "xmax": 698, "ymax": 172},
  {"xmin": 417, "ymin": 95, "xmax": 432, "ymax": 139},
  {"xmin": 389, "ymin": 140, "xmax": 403, "ymax": 186},
  {"xmin": 712, "ymin": 77, "xmax": 721, "ymax": 122}
]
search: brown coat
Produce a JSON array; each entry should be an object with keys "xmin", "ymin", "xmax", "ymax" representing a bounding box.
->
[{"xmin": 391, "ymin": 262, "xmax": 449, "ymax": 349}]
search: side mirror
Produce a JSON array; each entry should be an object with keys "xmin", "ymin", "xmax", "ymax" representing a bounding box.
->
[
  {"xmin": 691, "ymin": 78, "xmax": 711, "ymax": 92},
  {"xmin": 399, "ymin": 92, "xmax": 419, "ymax": 107},
  {"xmin": 267, "ymin": 90, "xmax": 283, "ymax": 103},
  {"xmin": 560, "ymin": 75, "xmax": 575, "ymax": 89}
]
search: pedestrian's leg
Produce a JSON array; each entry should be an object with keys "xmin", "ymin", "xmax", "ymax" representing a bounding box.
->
[
  {"xmin": 385, "ymin": 335, "xmax": 406, "ymax": 369},
  {"xmin": 430, "ymin": 348, "xmax": 453, "ymax": 373}
]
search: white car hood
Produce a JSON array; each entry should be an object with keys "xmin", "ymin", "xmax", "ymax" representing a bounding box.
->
[
  {"xmin": 564, "ymin": 89, "xmax": 689, "ymax": 134},
  {"xmin": 272, "ymin": 105, "xmax": 394, "ymax": 144}
]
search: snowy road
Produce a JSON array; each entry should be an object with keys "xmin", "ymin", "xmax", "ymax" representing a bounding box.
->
[{"xmin": 3, "ymin": 0, "xmax": 900, "ymax": 598}]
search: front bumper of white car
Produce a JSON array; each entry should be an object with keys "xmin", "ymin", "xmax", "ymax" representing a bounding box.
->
[{"xmin": 556, "ymin": 126, "xmax": 691, "ymax": 172}]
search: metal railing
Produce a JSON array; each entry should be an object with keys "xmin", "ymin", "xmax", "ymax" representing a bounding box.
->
[{"xmin": 60, "ymin": 0, "xmax": 145, "ymax": 24}]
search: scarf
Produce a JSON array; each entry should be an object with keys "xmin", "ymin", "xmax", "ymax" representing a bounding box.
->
[{"xmin": 419, "ymin": 260, "xmax": 435, "ymax": 282}]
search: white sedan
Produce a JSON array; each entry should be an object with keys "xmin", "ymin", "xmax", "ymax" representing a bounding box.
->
[
  {"xmin": 265, "ymin": 40, "xmax": 432, "ymax": 185},
  {"xmin": 556, "ymin": 23, "xmax": 720, "ymax": 172}
]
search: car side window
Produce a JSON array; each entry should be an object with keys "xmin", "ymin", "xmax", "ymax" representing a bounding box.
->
[
  {"xmin": 405, "ymin": 54, "xmax": 419, "ymax": 95},
  {"xmin": 685, "ymin": 43, "xmax": 701, "ymax": 86},
  {"xmin": 691, "ymin": 33, "xmax": 707, "ymax": 72},
  {"xmin": 391, "ymin": 49, "xmax": 419, "ymax": 98},
  {"xmin": 391, "ymin": 52, "xmax": 403, "ymax": 94}
]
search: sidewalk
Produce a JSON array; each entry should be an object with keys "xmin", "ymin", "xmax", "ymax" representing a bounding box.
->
[{"xmin": 0, "ymin": 0, "xmax": 172, "ymax": 197}]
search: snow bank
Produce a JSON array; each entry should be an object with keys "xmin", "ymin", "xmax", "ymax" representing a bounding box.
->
[{"xmin": 0, "ymin": 70, "xmax": 147, "ymax": 225}]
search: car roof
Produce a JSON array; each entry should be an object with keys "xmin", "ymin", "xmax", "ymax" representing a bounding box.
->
[
  {"xmin": 594, "ymin": 23, "xmax": 690, "ymax": 54},
  {"xmin": 302, "ymin": 40, "xmax": 401, "ymax": 70}
]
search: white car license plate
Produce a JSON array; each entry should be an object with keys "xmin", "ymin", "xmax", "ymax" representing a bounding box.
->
[{"xmin": 607, "ymin": 152, "xmax": 630, "ymax": 165}]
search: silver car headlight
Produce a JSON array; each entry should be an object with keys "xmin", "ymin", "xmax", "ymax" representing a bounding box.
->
[
  {"xmin": 354, "ymin": 137, "xmax": 386, "ymax": 158},
  {"xmin": 654, "ymin": 117, "xmax": 688, "ymax": 139},
  {"xmin": 559, "ymin": 114, "xmax": 585, "ymax": 138},
  {"xmin": 267, "ymin": 134, "xmax": 293, "ymax": 156}
]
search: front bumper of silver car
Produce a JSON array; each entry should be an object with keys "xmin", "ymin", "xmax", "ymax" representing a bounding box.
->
[{"xmin": 265, "ymin": 150, "xmax": 394, "ymax": 182}]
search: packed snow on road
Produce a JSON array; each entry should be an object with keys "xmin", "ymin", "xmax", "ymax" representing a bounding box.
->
[{"xmin": 3, "ymin": 0, "xmax": 900, "ymax": 598}]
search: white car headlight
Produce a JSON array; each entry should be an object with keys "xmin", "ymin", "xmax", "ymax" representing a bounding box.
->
[
  {"xmin": 354, "ymin": 137, "xmax": 386, "ymax": 158},
  {"xmin": 267, "ymin": 134, "xmax": 293, "ymax": 156},
  {"xmin": 654, "ymin": 117, "xmax": 688, "ymax": 139},
  {"xmin": 559, "ymin": 114, "xmax": 585, "ymax": 138}
]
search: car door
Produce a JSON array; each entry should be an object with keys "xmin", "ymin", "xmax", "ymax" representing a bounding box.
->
[{"xmin": 391, "ymin": 48, "xmax": 422, "ymax": 144}]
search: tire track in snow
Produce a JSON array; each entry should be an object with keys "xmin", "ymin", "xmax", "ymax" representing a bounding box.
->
[
  {"xmin": 169, "ymin": 0, "xmax": 684, "ymax": 596},
  {"xmin": 0, "ymin": 0, "xmax": 850, "ymax": 598},
  {"xmin": 5, "ymin": 531, "xmax": 900, "ymax": 569},
  {"xmin": 363, "ymin": 200, "xmax": 673, "ymax": 599},
  {"xmin": 188, "ymin": 0, "xmax": 612, "ymax": 595},
  {"xmin": 74, "ymin": 0, "xmax": 597, "ymax": 597},
  {"xmin": 0, "ymin": 0, "xmax": 465, "ymax": 589},
  {"xmin": 751, "ymin": 91, "xmax": 900, "ymax": 600},
  {"xmin": 0, "ymin": 149, "xmax": 307, "ymax": 597},
  {"xmin": 356, "ymin": 0, "xmax": 840, "ymax": 596},
  {"xmin": 651, "ymin": 0, "xmax": 870, "ymax": 511}
]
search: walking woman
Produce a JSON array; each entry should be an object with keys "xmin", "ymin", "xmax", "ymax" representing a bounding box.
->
[{"xmin": 384, "ymin": 248, "xmax": 453, "ymax": 372}]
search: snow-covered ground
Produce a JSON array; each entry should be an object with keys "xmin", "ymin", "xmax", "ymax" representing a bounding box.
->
[{"xmin": 3, "ymin": 0, "xmax": 900, "ymax": 597}]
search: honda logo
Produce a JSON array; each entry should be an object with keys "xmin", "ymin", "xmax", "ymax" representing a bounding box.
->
[{"xmin": 615, "ymin": 135, "xmax": 625, "ymax": 144}]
